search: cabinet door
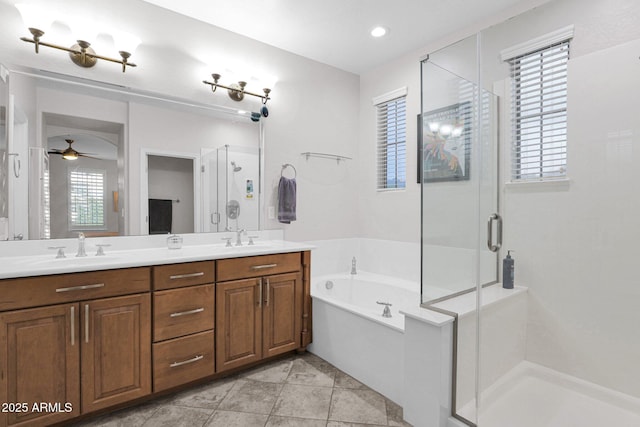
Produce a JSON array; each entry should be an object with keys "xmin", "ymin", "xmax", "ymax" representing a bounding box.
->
[
  {"xmin": 81, "ymin": 294, "xmax": 151, "ymax": 413},
  {"xmin": 216, "ymin": 278, "xmax": 262, "ymax": 372},
  {"xmin": 0, "ymin": 304, "xmax": 80, "ymax": 427},
  {"xmin": 263, "ymin": 272, "xmax": 302, "ymax": 358}
]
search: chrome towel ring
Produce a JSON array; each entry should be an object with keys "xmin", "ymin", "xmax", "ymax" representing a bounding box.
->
[{"xmin": 281, "ymin": 163, "xmax": 297, "ymax": 179}]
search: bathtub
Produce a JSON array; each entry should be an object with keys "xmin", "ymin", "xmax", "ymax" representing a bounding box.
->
[{"xmin": 308, "ymin": 271, "xmax": 420, "ymax": 405}]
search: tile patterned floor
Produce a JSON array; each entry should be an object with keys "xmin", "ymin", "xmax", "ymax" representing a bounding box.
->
[{"xmin": 73, "ymin": 352, "xmax": 412, "ymax": 427}]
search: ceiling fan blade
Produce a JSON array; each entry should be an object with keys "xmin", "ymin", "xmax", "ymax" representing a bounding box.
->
[
  {"xmin": 78, "ymin": 153, "xmax": 101, "ymax": 160},
  {"xmin": 47, "ymin": 150, "xmax": 64, "ymax": 155}
]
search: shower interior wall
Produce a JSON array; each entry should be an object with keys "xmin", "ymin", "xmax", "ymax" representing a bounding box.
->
[{"xmin": 481, "ymin": 0, "xmax": 640, "ymax": 400}]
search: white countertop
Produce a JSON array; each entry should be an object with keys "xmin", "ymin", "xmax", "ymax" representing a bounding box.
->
[{"xmin": 0, "ymin": 238, "xmax": 315, "ymax": 279}]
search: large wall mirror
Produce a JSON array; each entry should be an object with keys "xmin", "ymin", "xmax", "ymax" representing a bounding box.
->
[
  {"xmin": 2, "ymin": 67, "xmax": 263, "ymax": 241},
  {"xmin": 0, "ymin": 69, "xmax": 8, "ymax": 238}
]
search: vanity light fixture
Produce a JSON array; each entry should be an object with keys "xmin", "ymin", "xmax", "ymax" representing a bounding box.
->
[
  {"xmin": 203, "ymin": 73, "xmax": 272, "ymax": 105},
  {"xmin": 16, "ymin": 3, "xmax": 140, "ymax": 73}
]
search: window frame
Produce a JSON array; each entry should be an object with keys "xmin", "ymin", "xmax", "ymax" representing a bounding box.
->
[
  {"xmin": 68, "ymin": 167, "xmax": 107, "ymax": 231},
  {"xmin": 373, "ymin": 87, "xmax": 408, "ymax": 191},
  {"xmin": 501, "ymin": 26, "xmax": 574, "ymax": 183}
]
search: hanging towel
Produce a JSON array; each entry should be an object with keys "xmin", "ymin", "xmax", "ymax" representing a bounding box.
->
[
  {"xmin": 149, "ymin": 199, "xmax": 172, "ymax": 234},
  {"xmin": 277, "ymin": 177, "xmax": 297, "ymax": 224}
]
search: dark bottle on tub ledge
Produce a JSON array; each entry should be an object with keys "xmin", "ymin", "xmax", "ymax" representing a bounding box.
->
[{"xmin": 502, "ymin": 250, "xmax": 514, "ymax": 289}]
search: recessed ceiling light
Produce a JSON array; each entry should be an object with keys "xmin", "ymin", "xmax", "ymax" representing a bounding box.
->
[{"xmin": 370, "ymin": 26, "xmax": 388, "ymax": 38}]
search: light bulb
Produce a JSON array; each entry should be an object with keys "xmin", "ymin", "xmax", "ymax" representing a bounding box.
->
[
  {"xmin": 15, "ymin": 3, "xmax": 54, "ymax": 32},
  {"xmin": 440, "ymin": 124, "xmax": 453, "ymax": 137},
  {"xmin": 370, "ymin": 26, "xmax": 388, "ymax": 38},
  {"xmin": 113, "ymin": 30, "xmax": 141, "ymax": 54},
  {"xmin": 428, "ymin": 122, "xmax": 439, "ymax": 133},
  {"xmin": 71, "ymin": 20, "xmax": 99, "ymax": 44}
]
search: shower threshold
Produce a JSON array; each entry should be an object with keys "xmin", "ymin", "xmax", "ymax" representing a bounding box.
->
[{"xmin": 457, "ymin": 361, "xmax": 640, "ymax": 427}]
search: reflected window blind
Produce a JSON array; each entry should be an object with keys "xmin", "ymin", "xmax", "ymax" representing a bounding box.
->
[
  {"xmin": 43, "ymin": 167, "xmax": 50, "ymax": 239},
  {"xmin": 69, "ymin": 168, "xmax": 106, "ymax": 229},
  {"xmin": 376, "ymin": 96, "xmax": 406, "ymax": 190},
  {"xmin": 510, "ymin": 40, "xmax": 570, "ymax": 181}
]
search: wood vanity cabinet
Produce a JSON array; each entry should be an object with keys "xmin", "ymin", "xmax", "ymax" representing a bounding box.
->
[
  {"xmin": 151, "ymin": 261, "xmax": 216, "ymax": 392},
  {"xmin": 81, "ymin": 293, "xmax": 151, "ymax": 413},
  {"xmin": 215, "ymin": 253, "xmax": 303, "ymax": 373},
  {"xmin": 0, "ymin": 250, "xmax": 311, "ymax": 426},
  {"xmin": 0, "ymin": 268, "xmax": 151, "ymax": 427},
  {"xmin": 0, "ymin": 304, "xmax": 80, "ymax": 427}
]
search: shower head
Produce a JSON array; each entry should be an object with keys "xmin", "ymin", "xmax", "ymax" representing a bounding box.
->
[{"xmin": 231, "ymin": 161, "xmax": 242, "ymax": 172}]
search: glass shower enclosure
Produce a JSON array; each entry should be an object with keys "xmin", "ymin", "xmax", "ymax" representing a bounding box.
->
[
  {"xmin": 421, "ymin": 2, "xmax": 640, "ymax": 426},
  {"xmin": 420, "ymin": 33, "xmax": 501, "ymax": 426}
]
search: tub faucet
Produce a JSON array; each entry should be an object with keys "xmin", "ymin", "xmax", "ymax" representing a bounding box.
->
[
  {"xmin": 76, "ymin": 232, "xmax": 87, "ymax": 257},
  {"xmin": 376, "ymin": 301, "xmax": 392, "ymax": 318},
  {"xmin": 350, "ymin": 256, "xmax": 357, "ymax": 275}
]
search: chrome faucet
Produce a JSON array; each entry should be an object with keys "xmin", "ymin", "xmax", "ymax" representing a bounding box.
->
[
  {"xmin": 350, "ymin": 256, "xmax": 357, "ymax": 275},
  {"xmin": 376, "ymin": 301, "xmax": 392, "ymax": 318},
  {"xmin": 76, "ymin": 232, "xmax": 87, "ymax": 257},
  {"xmin": 235, "ymin": 229, "xmax": 246, "ymax": 246}
]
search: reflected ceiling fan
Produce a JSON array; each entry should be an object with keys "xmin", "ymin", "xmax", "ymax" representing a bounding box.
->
[{"xmin": 48, "ymin": 139, "xmax": 97, "ymax": 160}]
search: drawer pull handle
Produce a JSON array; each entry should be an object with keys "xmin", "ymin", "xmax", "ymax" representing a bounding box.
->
[
  {"xmin": 169, "ymin": 272, "xmax": 205, "ymax": 280},
  {"xmin": 85, "ymin": 304, "xmax": 90, "ymax": 344},
  {"xmin": 56, "ymin": 283, "xmax": 105, "ymax": 293},
  {"xmin": 170, "ymin": 354, "xmax": 204, "ymax": 368},
  {"xmin": 265, "ymin": 278, "xmax": 270, "ymax": 306},
  {"xmin": 170, "ymin": 307, "xmax": 205, "ymax": 318},
  {"xmin": 70, "ymin": 306, "xmax": 75, "ymax": 346},
  {"xmin": 250, "ymin": 263, "xmax": 277, "ymax": 270}
]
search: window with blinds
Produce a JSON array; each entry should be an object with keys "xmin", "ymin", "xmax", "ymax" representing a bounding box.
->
[
  {"xmin": 509, "ymin": 39, "xmax": 570, "ymax": 181},
  {"xmin": 69, "ymin": 168, "xmax": 106, "ymax": 230},
  {"xmin": 376, "ymin": 96, "xmax": 407, "ymax": 190}
]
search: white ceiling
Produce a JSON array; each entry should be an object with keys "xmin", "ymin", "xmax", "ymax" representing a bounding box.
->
[{"xmin": 140, "ymin": 0, "xmax": 543, "ymax": 74}]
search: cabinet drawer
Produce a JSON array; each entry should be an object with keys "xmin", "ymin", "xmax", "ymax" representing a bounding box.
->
[
  {"xmin": 153, "ymin": 330, "xmax": 215, "ymax": 392},
  {"xmin": 153, "ymin": 284, "xmax": 215, "ymax": 342},
  {"xmin": 0, "ymin": 267, "xmax": 151, "ymax": 312},
  {"xmin": 153, "ymin": 261, "xmax": 215, "ymax": 290},
  {"xmin": 217, "ymin": 253, "xmax": 301, "ymax": 282}
]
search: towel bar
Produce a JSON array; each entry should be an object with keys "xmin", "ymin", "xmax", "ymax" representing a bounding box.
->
[{"xmin": 281, "ymin": 163, "xmax": 297, "ymax": 178}]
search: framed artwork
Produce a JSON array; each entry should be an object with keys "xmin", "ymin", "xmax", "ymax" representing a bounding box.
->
[{"xmin": 417, "ymin": 102, "xmax": 471, "ymax": 183}]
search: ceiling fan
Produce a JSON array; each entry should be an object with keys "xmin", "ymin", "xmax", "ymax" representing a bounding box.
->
[{"xmin": 48, "ymin": 139, "xmax": 97, "ymax": 160}]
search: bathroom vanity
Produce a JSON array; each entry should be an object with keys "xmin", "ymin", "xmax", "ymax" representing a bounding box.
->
[{"xmin": 0, "ymin": 242, "xmax": 312, "ymax": 427}]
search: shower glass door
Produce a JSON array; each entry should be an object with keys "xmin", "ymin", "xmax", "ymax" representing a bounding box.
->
[
  {"xmin": 201, "ymin": 144, "xmax": 260, "ymax": 232},
  {"xmin": 420, "ymin": 33, "xmax": 500, "ymax": 426}
]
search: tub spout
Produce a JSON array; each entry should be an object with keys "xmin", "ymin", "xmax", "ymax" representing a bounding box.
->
[{"xmin": 350, "ymin": 256, "xmax": 357, "ymax": 275}]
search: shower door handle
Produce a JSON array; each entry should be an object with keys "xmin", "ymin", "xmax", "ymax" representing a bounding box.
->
[{"xmin": 487, "ymin": 213, "xmax": 502, "ymax": 252}]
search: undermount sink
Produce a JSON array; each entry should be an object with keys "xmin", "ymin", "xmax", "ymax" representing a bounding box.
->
[{"xmin": 29, "ymin": 254, "xmax": 123, "ymax": 266}]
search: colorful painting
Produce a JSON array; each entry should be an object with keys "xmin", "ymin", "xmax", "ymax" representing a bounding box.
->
[{"xmin": 418, "ymin": 102, "xmax": 471, "ymax": 183}]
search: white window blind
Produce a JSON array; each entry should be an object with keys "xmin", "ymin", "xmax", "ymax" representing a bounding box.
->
[
  {"xmin": 376, "ymin": 96, "xmax": 407, "ymax": 190},
  {"xmin": 69, "ymin": 168, "xmax": 106, "ymax": 229},
  {"xmin": 509, "ymin": 39, "xmax": 570, "ymax": 181}
]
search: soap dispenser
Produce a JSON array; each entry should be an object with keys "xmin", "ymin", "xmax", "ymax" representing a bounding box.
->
[{"xmin": 502, "ymin": 250, "xmax": 514, "ymax": 289}]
